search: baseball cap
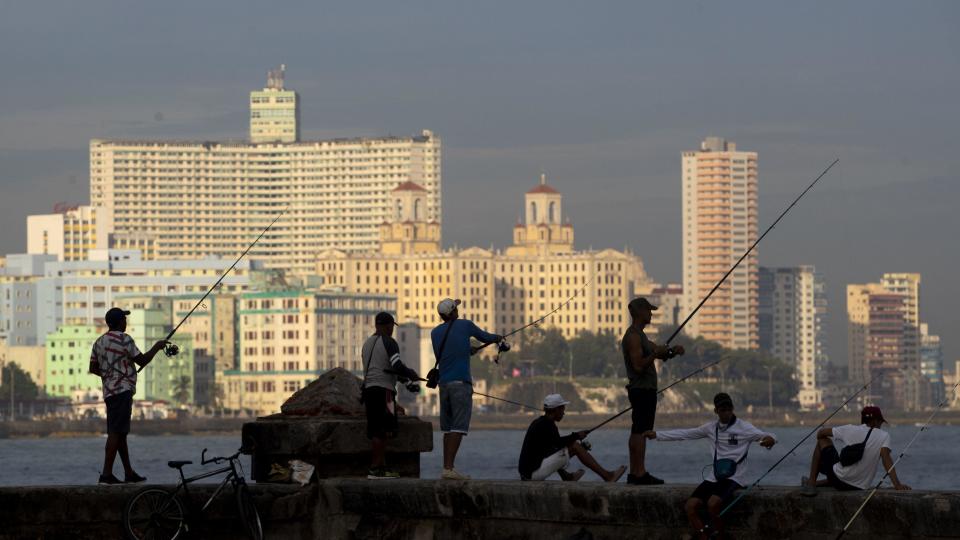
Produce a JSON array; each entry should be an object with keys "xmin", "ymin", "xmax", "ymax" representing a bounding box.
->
[
  {"xmin": 437, "ymin": 298, "xmax": 461, "ymax": 316},
  {"xmin": 375, "ymin": 312, "xmax": 398, "ymax": 326},
  {"xmin": 714, "ymin": 392, "xmax": 734, "ymax": 408},
  {"xmin": 861, "ymin": 406, "xmax": 886, "ymax": 424},
  {"xmin": 104, "ymin": 307, "xmax": 131, "ymax": 327},
  {"xmin": 543, "ymin": 394, "xmax": 570, "ymax": 409},
  {"xmin": 628, "ymin": 297, "xmax": 658, "ymax": 313}
]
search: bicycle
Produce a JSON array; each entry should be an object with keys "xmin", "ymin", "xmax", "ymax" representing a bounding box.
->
[{"xmin": 122, "ymin": 447, "xmax": 263, "ymax": 540}]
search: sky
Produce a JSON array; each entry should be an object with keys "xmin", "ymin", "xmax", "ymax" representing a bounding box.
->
[{"xmin": 1, "ymin": 1, "xmax": 958, "ymax": 367}]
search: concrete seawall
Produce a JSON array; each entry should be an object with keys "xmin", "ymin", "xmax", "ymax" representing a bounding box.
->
[{"xmin": 2, "ymin": 481, "xmax": 957, "ymax": 539}]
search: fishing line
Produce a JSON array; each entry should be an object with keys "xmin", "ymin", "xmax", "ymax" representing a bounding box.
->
[{"xmin": 385, "ymin": 369, "xmax": 540, "ymax": 411}]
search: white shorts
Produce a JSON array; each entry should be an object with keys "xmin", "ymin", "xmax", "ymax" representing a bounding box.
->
[{"xmin": 530, "ymin": 448, "xmax": 570, "ymax": 481}]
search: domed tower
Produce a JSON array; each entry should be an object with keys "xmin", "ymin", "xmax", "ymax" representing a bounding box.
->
[
  {"xmin": 380, "ymin": 181, "xmax": 441, "ymax": 254},
  {"xmin": 507, "ymin": 174, "xmax": 574, "ymax": 256}
]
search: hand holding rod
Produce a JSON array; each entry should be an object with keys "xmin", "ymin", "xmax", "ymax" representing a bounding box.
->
[{"xmin": 138, "ymin": 206, "xmax": 288, "ymax": 372}]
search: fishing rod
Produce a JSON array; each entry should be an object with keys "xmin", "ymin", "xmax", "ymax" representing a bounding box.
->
[
  {"xmin": 385, "ymin": 369, "xmax": 541, "ymax": 411},
  {"xmin": 717, "ymin": 374, "xmax": 881, "ymax": 519},
  {"xmin": 835, "ymin": 380, "xmax": 960, "ymax": 539},
  {"xmin": 583, "ymin": 158, "xmax": 840, "ymax": 434},
  {"xmin": 138, "ymin": 206, "xmax": 289, "ymax": 373},
  {"xmin": 471, "ymin": 277, "xmax": 594, "ymax": 359}
]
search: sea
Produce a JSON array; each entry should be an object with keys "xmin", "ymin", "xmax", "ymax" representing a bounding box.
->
[{"xmin": 2, "ymin": 426, "xmax": 958, "ymax": 490}]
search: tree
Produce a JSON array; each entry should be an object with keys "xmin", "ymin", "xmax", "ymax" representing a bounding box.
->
[
  {"xmin": 0, "ymin": 362, "xmax": 40, "ymax": 402},
  {"xmin": 568, "ymin": 330, "xmax": 623, "ymax": 378},
  {"xmin": 172, "ymin": 375, "xmax": 192, "ymax": 405}
]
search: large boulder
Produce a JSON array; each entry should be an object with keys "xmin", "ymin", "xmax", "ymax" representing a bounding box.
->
[{"xmin": 280, "ymin": 367, "xmax": 364, "ymax": 416}]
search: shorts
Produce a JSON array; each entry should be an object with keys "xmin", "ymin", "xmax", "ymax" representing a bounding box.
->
[
  {"xmin": 529, "ymin": 448, "xmax": 570, "ymax": 481},
  {"xmin": 105, "ymin": 390, "xmax": 133, "ymax": 435},
  {"xmin": 691, "ymin": 479, "xmax": 742, "ymax": 503},
  {"xmin": 363, "ymin": 386, "xmax": 398, "ymax": 440},
  {"xmin": 439, "ymin": 381, "xmax": 473, "ymax": 434},
  {"xmin": 628, "ymin": 387, "xmax": 657, "ymax": 434},
  {"xmin": 818, "ymin": 445, "xmax": 861, "ymax": 491}
]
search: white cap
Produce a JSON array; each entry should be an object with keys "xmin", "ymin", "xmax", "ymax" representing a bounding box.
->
[
  {"xmin": 543, "ymin": 394, "xmax": 570, "ymax": 409},
  {"xmin": 437, "ymin": 298, "xmax": 461, "ymax": 316}
]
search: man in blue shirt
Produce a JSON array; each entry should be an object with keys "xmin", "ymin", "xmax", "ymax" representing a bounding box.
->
[{"xmin": 431, "ymin": 298, "xmax": 502, "ymax": 480}]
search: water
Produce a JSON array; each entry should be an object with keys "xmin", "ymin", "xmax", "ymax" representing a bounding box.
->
[{"xmin": 2, "ymin": 426, "xmax": 959, "ymax": 490}]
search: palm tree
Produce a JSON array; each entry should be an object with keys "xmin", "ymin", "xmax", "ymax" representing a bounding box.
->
[{"xmin": 173, "ymin": 375, "xmax": 192, "ymax": 406}]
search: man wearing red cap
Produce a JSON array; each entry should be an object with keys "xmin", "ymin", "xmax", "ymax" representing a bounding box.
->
[{"xmin": 801, "ymin": 405, "xmax": 910, "ymax": 495}]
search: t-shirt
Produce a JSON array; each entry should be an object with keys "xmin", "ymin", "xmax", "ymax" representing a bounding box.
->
[
  {"xmin": 831, "ymin": 424, "xmax": 892, "ymax": 489},
  {"xmin": 90, "ymin": 331, "xmax": 142, "ymax": 399},
  {"xmin": 621, "ymin": 326, "xmax": 656, "ymax": 390},
  {"xmin": 430, "ymin": 319, "xmax": 499, "ymax": 384},
  {"xmin": 655, "ymin": 417, "xmax": 777, "ymax": 486},
  {"xmin": 361, "ymin": 334, "xmax": 403, "ymax": 391},
  {"xmin": 517, "ymin": 415, "xmax": 578, "ymax": 480}
]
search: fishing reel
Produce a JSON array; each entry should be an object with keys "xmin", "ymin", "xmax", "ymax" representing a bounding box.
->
[
  {"xmin": 580, "ymin": 439, "xmax": 592, "ymax": 451},
  {"xmin": 164, "ymin": 343, "xmax": 180, "ymax": 357},
  {"xmin": 493, "ymin": 339, "xmax": 512, "ymax": 364},
  {"xmin": 404, "ymin": 381, "xmax": 421, "ymax": 394}
]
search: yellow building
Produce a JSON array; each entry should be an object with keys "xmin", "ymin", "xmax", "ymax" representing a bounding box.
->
[
  {"xmin": 317, "ymin": 176, "xmax": 651, "ymax": 340},
  {"xmin": 90, "ymin": 68, "xmax": 441, "ymax": 276},
  {"xmin": 27, "ymin": 205, "xmax": 110, "ymax": 262}
]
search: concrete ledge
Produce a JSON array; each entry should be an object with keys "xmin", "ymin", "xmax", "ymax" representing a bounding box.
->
[{"xmin": 2, "ymin": 481, "xmax": 958, "ymax": 539}]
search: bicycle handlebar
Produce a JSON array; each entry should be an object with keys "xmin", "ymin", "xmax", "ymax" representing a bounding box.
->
[{"xmin": 201, "ymin": 447, "xmax": 243, "ymax": 465}]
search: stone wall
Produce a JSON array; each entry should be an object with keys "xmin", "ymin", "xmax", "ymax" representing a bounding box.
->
[{"xmin": 2, "ymin": 481, "xmax": 958, "ymax": 539}]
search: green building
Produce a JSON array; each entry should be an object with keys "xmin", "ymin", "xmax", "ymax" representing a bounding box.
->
[
  {"xmin": 124, "ymin": 302, "xmax": 195, "ymax": 406},
  {"xmin": 45, "ymin": 325, "xmax": 101, "ymax": 399}
]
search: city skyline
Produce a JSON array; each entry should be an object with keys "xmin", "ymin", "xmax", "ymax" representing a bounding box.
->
[{"xmin": 1, "ymin": 2, "xmax": 957, "ymax": 364}]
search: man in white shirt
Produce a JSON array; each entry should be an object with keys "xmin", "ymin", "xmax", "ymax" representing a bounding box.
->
[
  {"xmin": 802, "ymin": 406, "xmax": 910, "ymax": 495},
  {"xmin": 643, "ymin": 393, "xmax": 776, "ymax": 540}
]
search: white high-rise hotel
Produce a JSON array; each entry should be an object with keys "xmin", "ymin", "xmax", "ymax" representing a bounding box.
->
[
  {"xmin": 682, "ymin": 137, "xmax": 759, "ymax": 350},
  {"xmin": 89, "ymin": 66, "xmax": 441, "ymax": 276}
]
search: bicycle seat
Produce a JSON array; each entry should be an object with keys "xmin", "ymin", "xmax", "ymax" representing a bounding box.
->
[{"xmin": 167, "ymin": 460, "xmax": 193, "ymax": 469}]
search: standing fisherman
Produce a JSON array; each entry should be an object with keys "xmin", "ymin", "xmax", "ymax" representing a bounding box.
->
[
  {"xmin": 621, "ymin": 297, "xmax": 684, "ymax": 485},
  {"xmin": 360, "ymin": 312, "xmax": 421, "ymax": 479},
  {"xmin": 88, "ymin": 307, "xmax": 168, "ymax": 484},
  {"xmin": 431, "ymin": 298, "xmax": 503, "ymax": 480}
]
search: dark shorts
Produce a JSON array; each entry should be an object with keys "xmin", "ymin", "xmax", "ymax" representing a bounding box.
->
[
  {"xmin": 105, "ymin": 390, "xmax": 133, "ymax": 435},
  {"xmin": 818, "ymin": 445, "xmax": 861, "ymax": 491},
  {"xmin": 691, "ymin": 479, "xmax": 742, "ymax": 503},
  {"xmin": 628, "ymin": 387, "xmax": 657, "ymax": 434},
  {"xmin": 363, "ymin": 386, "xmax": 398, "ymax": 440}
]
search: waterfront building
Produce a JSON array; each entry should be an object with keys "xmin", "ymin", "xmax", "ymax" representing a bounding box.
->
[
  {"xmin": 316, "ymin": 177, "xmax": 651, "ymax": 341},
  {"xmin": 221, "ymin": 289, "xmax": 397, "ymax": 416},
  {"xmin": 647, "ymin": 283, "xmax": 683, "ymax": 340},
  {"xmin": 27, "ymin": 205, "xmax": 110, "ymax": 262},
  {"xmin": 0, "ymin": 342, "xmax": 46, "ymax": 394},
  {"xmin": 681, "ymin": 137, "xmax": 759, "ymax": 349},
  {"xmin": 759, "ymin": 266, "xmax": 828, "ymax": 409},
  {"xmin": 0, "ymin": 254, "xmax": 55, "ymax": 346},
  {"xmin": 44, "ymin": 325, "xmax": 100, "ymax": 399},
  {"xmin": 920, "ymin": 323, "xmax": 945, "ymax": 405},
  {"xmin": 89, "ymin": 68, "xmax": 441, "ymax": 276}
]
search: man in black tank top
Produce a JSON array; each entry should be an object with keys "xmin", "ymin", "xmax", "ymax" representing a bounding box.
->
[{"xmin": 621, "ymin": 297, "xmax": 684, "ymax": 485}]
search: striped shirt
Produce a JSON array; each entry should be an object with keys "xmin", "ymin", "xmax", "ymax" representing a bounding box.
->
[{"xmin": 90, "ymin": 331, "xmax": 141, "ymax": 399}]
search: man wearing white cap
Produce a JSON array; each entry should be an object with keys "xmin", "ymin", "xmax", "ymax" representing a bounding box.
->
[
  {"xmin": 431, "ymin": 298, "xmax": 502, "ymax": 480},
  {"xmin": 518, "ymin": 394, "xmax": 626, "ymax": 482}
]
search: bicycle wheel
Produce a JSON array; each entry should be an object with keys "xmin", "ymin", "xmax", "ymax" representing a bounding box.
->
[
  {"xmin": 236, "ymin": 482, "xmax": 263, "ymax": 540},
  {"xmin": 123, "ymin": 487, "xmax": 186, "ymax": 540}
]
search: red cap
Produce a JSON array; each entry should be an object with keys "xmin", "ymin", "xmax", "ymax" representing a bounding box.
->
[{"xmin": 861, "ymin": 406, "xmax": 886, "ymax": 424}]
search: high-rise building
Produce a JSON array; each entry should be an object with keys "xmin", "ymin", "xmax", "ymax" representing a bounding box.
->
[
  {"xmin": 249, "ymin": 65, "xmax": 299, "ymax": 144},
  {"xmin": 27, "ymin": 205, "xmax": 110, "ymax": 262},
  {"xmin": 647, "ymin": 283, "xmax": 683, "ymax": 340},
  {"xmin": 759, "ymin": 266, "xmax": 828, "ymax": 408},
  {"xmin": 681, "ymin": 137, "xmax": 759, "ymax": 349},
  {"xmin": 847, "ymin": 273, "xmax": 928, "ymax": 410},
  {"xmin": 920, "ymin": 323, "xmax": 945, "ymax": 405},
  {"xmin": 89, "ymin": 69, "xmax": 441, "ymax": 276}
]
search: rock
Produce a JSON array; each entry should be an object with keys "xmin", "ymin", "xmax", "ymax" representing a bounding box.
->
[{"xmin": 280, "ymin": 367, "xmax": 364, "ymax": 416}]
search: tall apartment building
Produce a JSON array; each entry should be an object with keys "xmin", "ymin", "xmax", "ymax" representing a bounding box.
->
[
  {"xmin": 27, "ymin": 205, "xmax": 110, "ymax": 262},
  {"xmin": 759, "ymin": 266, "xmax": 828, "ymax": 408},
  {"xmin": 847, "ymin": 273, "xmax": 928, "ymax": 410},
  {"xmin": 647, "ymin": 283, "xmax": 683, "ymax": 340},
  {"xmin": 317, "ymin": 177, "xmax": 651, "ymax": 341},
  {"xmin": 920, "ymin": 323, "xmax": 945, "ymax": 405},
  {"xmin": 682, "ymin": 137, "xmax": 759, "ymax": 349},
  {"xmin": 90, "ymin": 68, "xmax": 441, "ymax": 275},
  {"xmin": 221, "ymin": 290, "xmax": 396, "ymax": 416}
]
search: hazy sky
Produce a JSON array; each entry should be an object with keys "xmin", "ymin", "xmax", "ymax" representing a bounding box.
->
[{"xmin": 1, "ymin": 2, "xmax": 958, "ymax": 366}]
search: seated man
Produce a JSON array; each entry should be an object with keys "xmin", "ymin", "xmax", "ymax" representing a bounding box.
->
[
  {"xmin": 643, "ymin": 393, "xmax": 776, "ymax": 540},
  {"xmin": 802, "ymin": 405, "xmax": 910, "ymax": 495},
  {"xmin": 518, "ymin": 394, "xmax": 626, "ymax": 483}
]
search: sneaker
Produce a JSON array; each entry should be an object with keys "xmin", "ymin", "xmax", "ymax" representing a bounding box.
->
[
  {"xmin": 626, "ymin": 472, "xmax": 665, "ymax": 485},
  {"xmin": 98, "ymin": 474, "xmax": 123, "ymax": 485},
  {"xmin": 125, "ymin": 472, "xmax": 147, "ymax": 484},
  {"xmin": 367, "ymin": 467, "xmax": 401, "ymax": 480},
  {"xmin": 441, "ymin": 468, "xmax": 470, "ymax": 480}
]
